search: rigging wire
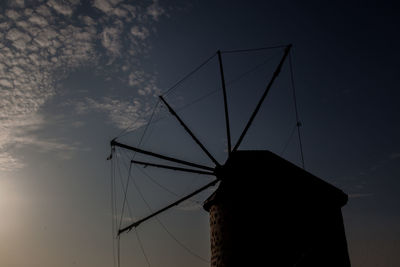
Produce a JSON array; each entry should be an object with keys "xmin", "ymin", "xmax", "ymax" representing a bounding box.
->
[
  {"xmin": 117, "ymin": 236, "xmax": 121, "ymax": 267},
  {"xmin": 110, "ymin": 152, "xmax": 117, "ymax": 267},
  {"xmin": 280, "ymin": 124, "xmax": 297, "ymax": 156},
  {"xmin": 220, "ymin": 44, "xmax": 288, "ymax": 54},
  {"xmin": 115, "ymin": 140, "xmax": 210, "ymax": 263},
  {"xmin": 162, "ymin": 45, "xmax": 283, "ymax": 97},
  {"xmin": 225, "ymin": 52, "xmax": 279, "ymax": 86},
  {"xmin": 116, "ymin": 148, "xmax": 155, "ymax": 267},
  {"xmin": 113, "ymin": 101, "xmax": 160, "ymax": 267},
  {"xmin": 135, "ymin": 228, "xmax": 151, "ymax": 267},
  {"xmin": 114, "ymin": 45, "xmax": 285, "ymax": 142},
  {"xmin": 162, "ymin": 52, "xmax": 217, "ymax": 97},
  {"xmin": 114, "ymin": 110, "xmax": 145, "ymax": 139},
  {"xmin": 114, "ymin": 150, "xmax": 124, "ymax": 267},
  {"xmin": 116, "ymin": 99, "xmax": 161, "ymax": 140},
  {"xmin": 115, "ymin": 149, "xmax": 140, "ymax": 267},
  {"xmin": 112, "ymin": 50, "xmax": 282, "ymax": 264},
  {"xmin": 136, "ymin": 165, "xmax": 186, "ymax": 198},
  {"xmin": 172, "ymin": 52, "xmax": 280, "ymax": 114},
  {"xmin": 128, "ymin": 164, "xmax": 153, "ymax": 267},
  {"xmin": 111, "ymin": 152, "xmax": 116, "ymax": 234},
  {"xmin": 156, "ymin": 214, "xmax": 210, "ymax": 263},
  {"xmin": 116, "ymin": 152, "xmax": 135, "ymax": 224},
  {"xmin": 118, "ymin": 100, "xmax": 160, "ymax": 229},
  {"xmin": 117, "ymin": 162, "xmax": 133, "ymax": 230},
  {"xmin": 136, "ymin": 166, "xmax": 203, "ymax": 205},
  {"xmin": 288, "ymin": 51, "xmax": 305, "ymax": 169},
  {"xmin": 115, "ymin": 51, "xmax": 279, "ymax": 140},
  {"xmin": 131, "ymin": 164, "xmax": 210, "ymax": 263},
  {"xmin": 110, "ymin": 45, "xmax": 304, "ymax": 266},
  {"xmin": 117, "ymin": 133, "xmax": 205, "ymax": 212}
]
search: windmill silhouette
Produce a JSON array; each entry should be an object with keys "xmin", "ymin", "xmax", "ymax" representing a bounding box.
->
[{"xmin": 110, "ymin": 44, "xmax": 351, "ymax": 266}]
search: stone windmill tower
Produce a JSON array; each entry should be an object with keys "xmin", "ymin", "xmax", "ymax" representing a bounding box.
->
[{"xmin": 111, "ymin": 44, "xmax": 351, "ymax": 266}]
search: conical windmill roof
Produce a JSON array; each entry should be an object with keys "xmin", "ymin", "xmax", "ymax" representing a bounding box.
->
[{"xmin": 204, "ymin": 150, "xmax": 348, "ymax": 211}]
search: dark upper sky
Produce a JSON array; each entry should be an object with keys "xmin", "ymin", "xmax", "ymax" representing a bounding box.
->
[{"xmin": 0, "ymin": 1, "xmax": 399, "ymax": 266}]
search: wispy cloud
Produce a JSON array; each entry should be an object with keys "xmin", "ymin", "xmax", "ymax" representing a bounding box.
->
[
  {"xmin": 130, "ymin": 26, "xmax": 150, "ymax": 40},
  {"xmin": 0, "ymin": 152, "xmax": 25, "ymax": 171},
  {"xmin": 101, "ymin": 26, "xmax": 122, "ymax": 56},
  {"xmin": 339, "ymin": 151, "xmax": 400, "ymax": 200},
  {"xmin": 0, "ymin": 0, "xmax": 166, "ymax": 171},
  {"xmin": 74, "ymin": 97, "xmax": 152, "ymax": 130},
  {"xmin": 146, "ymin": 0, "xmax": 165, "ymax": 21},
  {"xmin": 93, "ymin": 0, "xmax": 114, "ymax": 14},
  {"xmin": 47, "ymin": 0, "xmax": 76, "ymax": 16}
]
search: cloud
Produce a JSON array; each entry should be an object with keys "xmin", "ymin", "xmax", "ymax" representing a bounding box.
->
[
  {"xmin": 0, "ymin": 113, "xmax": 79, "ymax": 171},
  {"xmin": 6, "ymin": 10, "xmax": 20, "ymax": 20},
  {"xmin": 93, "ymin": 0, "xmax": 136, "ymax": 18},
  {"xmin": 9, "ymin": 0, "xmax": 25, "ymax": 8},
  {"xmin": 28, "ymin": 14, "xmax": 49, "ymax": 26},
  {"xmin": 0, "ymin": 0, "xmax": 166, "ymax": 171},
  {"xmin": 81, "ymin": 97, "xmax": 150, "ymax": 130},
  {"xmin": 146, "ymin": 0, "xmax": 164, "ymax": 21},
  {"xmin": 93, "ymin": 0, "xmax": 114, "ymax": 13},
  {"xmin": 128, "ymin": 70, "xmax": 145, "ymax": 86},
  {"xmin": 128, "ymin": 71, "xmax": 159, "ymax": 96},
  {"xmin": 101, "ymin": 26, "xmax": 122, "ymax": 55},
  {"xmin": 35, "ymin": 4, "xmax": 53, "ymax": 17},
  {"xmin": 0, "ymin": 78, "xmax": 13, "ymax": 88},
  {"xmin": 6, "ymin": 27, "xmax": 31, "ymax": 43},
  {"xmin": 46, "ymin": 0, "xmax": 75, "ymax": 16},
  {"xmin": 130, "ymin": 25, "xmax": 149, "ymax": 40},
  {"xmin": 0, "ymin": 152, "xmax": 25, "ymax": 171}
]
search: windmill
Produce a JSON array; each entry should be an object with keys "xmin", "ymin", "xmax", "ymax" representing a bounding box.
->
[{"xmin": 110, "ymin": 44, "xmax": 351, "ymax": 266}]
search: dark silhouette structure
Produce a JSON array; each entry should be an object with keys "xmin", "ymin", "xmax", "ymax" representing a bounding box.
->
[
  {"xmin": 111, "ymin": 44, "xmax": 351, "ymax": 266},
  {"xmin": 204, "ymin": 150, "xmax": 350, "ymax": 266}
]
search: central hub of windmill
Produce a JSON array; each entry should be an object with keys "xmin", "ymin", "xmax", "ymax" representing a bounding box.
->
[{"xmin": 204, "ymin": 150, "xmax": 350, "ymax": 267}]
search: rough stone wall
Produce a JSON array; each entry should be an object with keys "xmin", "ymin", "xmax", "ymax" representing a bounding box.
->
[{"xmin": 209, "ymin": 203, "xmax": 232, "ymax": 267}]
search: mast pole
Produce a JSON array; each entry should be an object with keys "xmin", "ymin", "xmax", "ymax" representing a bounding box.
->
[
  {"xmin": 232, "ymin": 44, "xmax": 292, "ymax": 152},
  {"xmin": 131, "ymin": 159, "xmax": 215, "ymax": 175},
  {"xmin": 159, "ymin": 96, "xmax": 220, "ymax": 166},
  {"xmin": 118, "ymin": 178, "xmax": 220, "ymax": 235},
  {"xmin": 111, "ymin": 140, "xmax": 214, "ymax": 171},
  {"xmin": 217, "ymin": 50, "xmax": 232, "ymax": 155}
]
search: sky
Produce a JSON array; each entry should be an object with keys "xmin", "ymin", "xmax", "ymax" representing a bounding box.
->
[{"xmin": 0, "ymin": 0, "xmax": 399, "ymax": 267}]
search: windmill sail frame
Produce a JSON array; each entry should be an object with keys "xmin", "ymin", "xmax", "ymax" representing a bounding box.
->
[{"xmin": 112, "ymin": 44, "xmax": 293, "ymax": 235}]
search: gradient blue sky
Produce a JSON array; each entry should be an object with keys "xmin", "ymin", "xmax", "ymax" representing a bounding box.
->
[{"xmin": 1, "ymin": 1, "xmax": 399, "ymax": 267}]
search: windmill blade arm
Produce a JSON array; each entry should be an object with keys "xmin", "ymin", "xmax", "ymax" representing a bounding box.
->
[
  {"xmin": 217, "ymin": 50, "xmax": 232, "ymax": 155},
  {"xmin": 131, "ymin": 160, "xmax": 215, "ymax": 176},
  {"xmin": 117, "ymin": 178, "xmax": 221, "ymax": 235},
  {"xmin": 232, "ymin": 44, "xmax": 292, "ymax": 152},
  {"xmin": 111, "ymin": 140, "xmax": 214, "ymax": 172},
  {"xmin": 159, "ymin": 96, "xmax": 221, "ymax": 167}
]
